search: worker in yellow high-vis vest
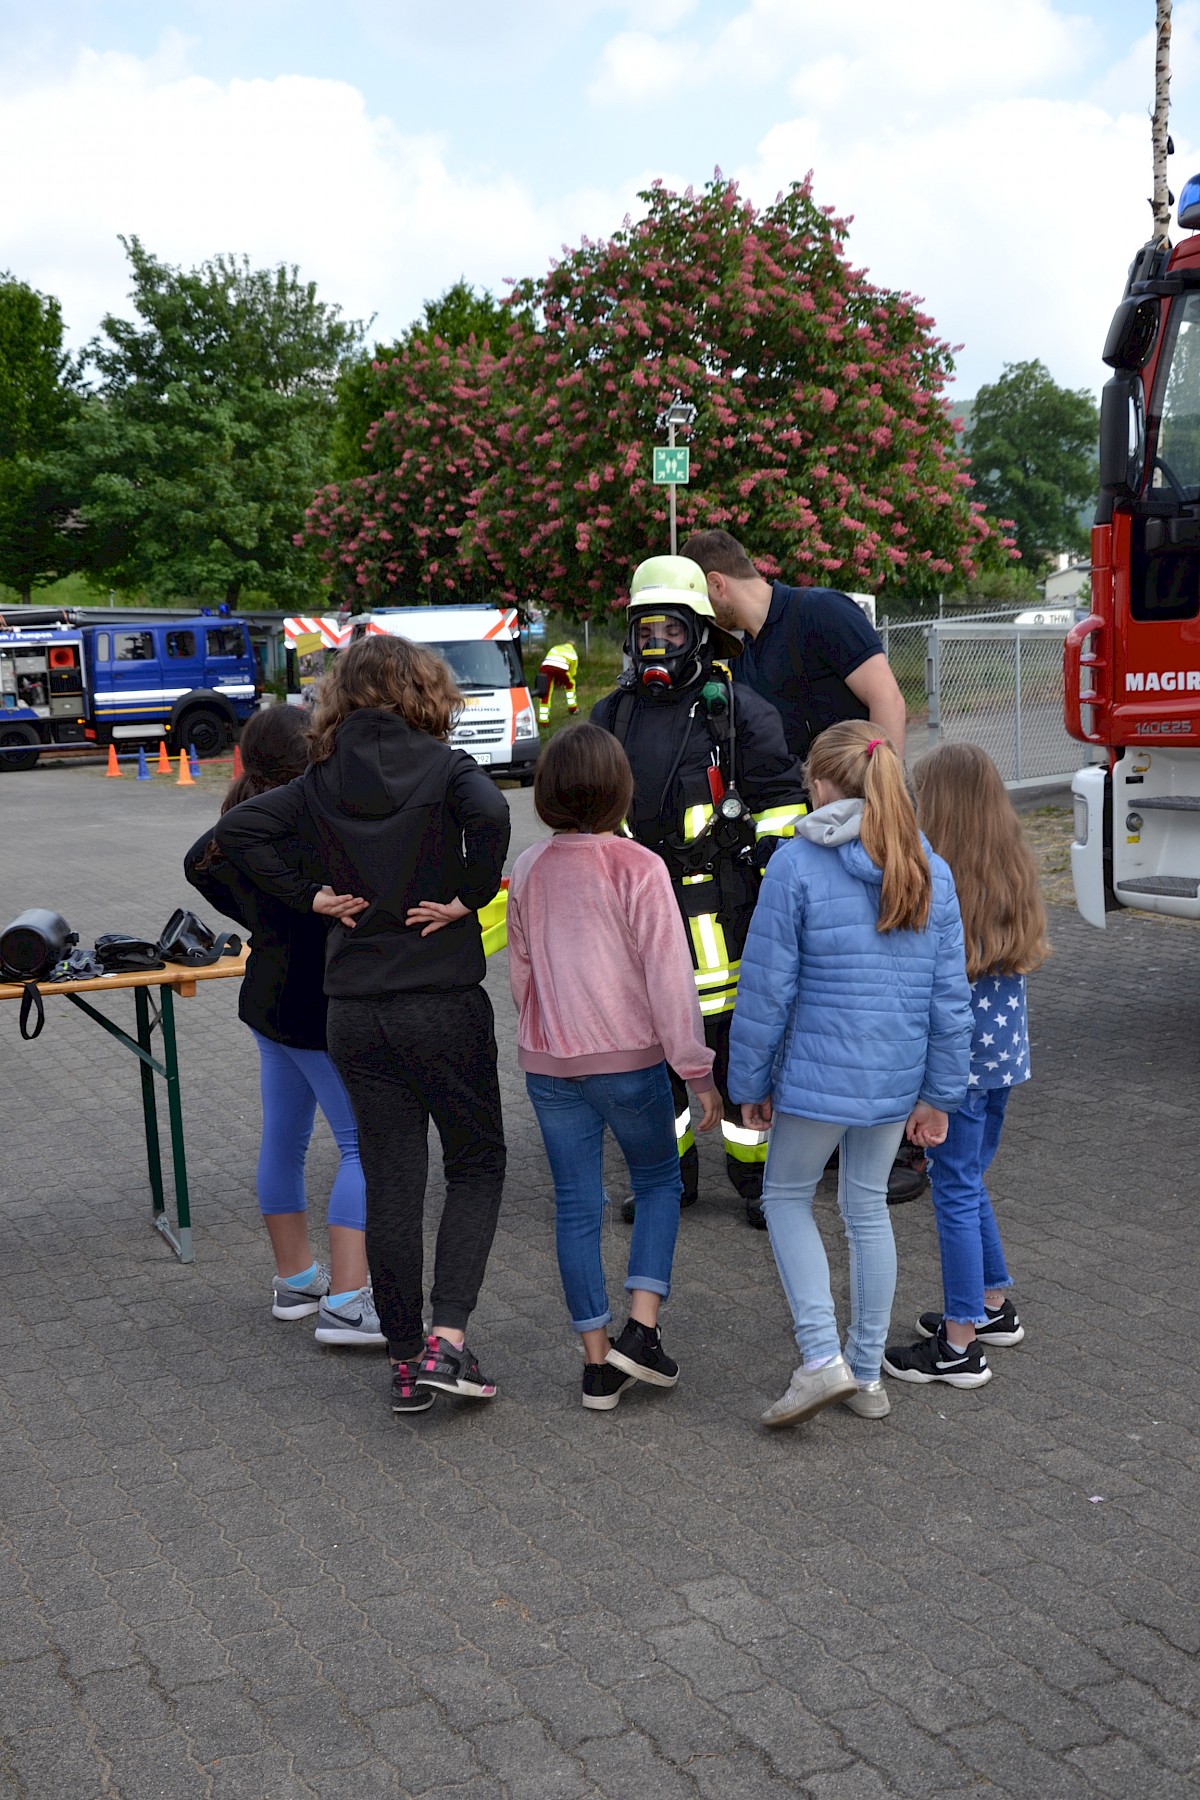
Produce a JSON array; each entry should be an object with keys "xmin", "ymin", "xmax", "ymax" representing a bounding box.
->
[
  {"xmin": 534, "ymin": 642, "xmax": 578, "ymax": 726},
  {"xmin": 591, "ymin": 555, "xmax": 807, "ymax": 1228}
]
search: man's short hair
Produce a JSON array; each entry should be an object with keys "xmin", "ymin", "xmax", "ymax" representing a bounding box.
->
[{"xmin": 680, "ymin": 529, "xmax": 758, "ymax": 581}]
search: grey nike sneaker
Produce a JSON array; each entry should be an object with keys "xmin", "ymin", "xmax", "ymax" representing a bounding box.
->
[
  {"xmin": 761, "ymin": 1354, "xmax": 858, "ymax": 1428},
  {"xmin": 314, "ymin": 1287, "xmax": 387, "ymax": 1348},
  {"xmin": 271, "ymin": 1262, "xmax": 331, "ymax": 1320}
]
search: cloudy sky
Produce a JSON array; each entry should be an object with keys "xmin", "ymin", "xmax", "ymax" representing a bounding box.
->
[{"xmin": 2, "ymin": 0, "xmax": 1196, "ymax": 397}]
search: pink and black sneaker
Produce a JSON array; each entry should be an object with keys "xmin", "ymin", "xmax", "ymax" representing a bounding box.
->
[
  {"xmin": 414, "ymin": 1335, "xmax": 497, "ymax": 1399},
  {"xmin": 390, "ymin": 1358, "xmax": 435, "ymax": 1414}
]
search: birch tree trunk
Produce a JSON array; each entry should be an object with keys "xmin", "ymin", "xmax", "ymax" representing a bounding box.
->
[{"xmin": 1152, "ymin": 0, "xmax": 1173, "ymax": 244}]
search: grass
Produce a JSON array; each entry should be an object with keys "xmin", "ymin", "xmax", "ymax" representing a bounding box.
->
[
  {"xmin": 531, "ymin": 628, "xmax": 626, "ymax": 742},
  {"xmin": 1019, "ymin": 805, "xmax": 1074, "ymax": 907}
]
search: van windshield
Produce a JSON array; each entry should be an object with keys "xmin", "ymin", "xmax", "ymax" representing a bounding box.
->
[{"xmin": 426, "ymin": 639, "xmax": 523, "ymax": 690}]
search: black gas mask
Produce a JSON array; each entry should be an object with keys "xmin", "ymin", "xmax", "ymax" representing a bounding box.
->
[{"xmin": 626, "ymin": 606, "xmax": 708, "ymax": 698}]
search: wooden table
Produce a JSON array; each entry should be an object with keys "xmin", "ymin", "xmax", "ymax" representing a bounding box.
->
[{"xmin": 0, "ymin": 950, "xmax": 248, "ymax": 1263}]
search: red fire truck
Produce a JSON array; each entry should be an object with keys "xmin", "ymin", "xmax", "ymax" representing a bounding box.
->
[{"xmin": 1066, "ymin": 183, "xmax": 1200, "ymax": 926}]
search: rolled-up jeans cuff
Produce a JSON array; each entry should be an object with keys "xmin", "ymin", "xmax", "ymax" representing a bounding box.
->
[
  {"xmin": 624, "ymin": 1275, "xmax": 669, "ymax": 1299},
  {"xmin": 572, "ymin": 1308, "xmax": 613, "ymax": 1334}
]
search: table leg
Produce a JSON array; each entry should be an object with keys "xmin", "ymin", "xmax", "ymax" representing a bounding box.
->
[
  {"xmin": 134, "ymin": 987, "xmax": 167, "ymax": 1224},
  {"xmin": 159, "ymin": 986, "xmax": 193, "ymax": 1264}
]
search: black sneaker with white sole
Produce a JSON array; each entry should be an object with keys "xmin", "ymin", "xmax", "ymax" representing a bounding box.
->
[
  {"xmin": 582, "ymin": 1362, "xmax": 634, "ymax": 1411},
  {"xmin": 414, "ymin": 1335, "xmax": 497, "ymax": 1399},
  {"xmin": 390, "ymin": 1359, "xmax": 436, "ymax": 1413},
  {"xmin": 605, "ymin": 1318, "xmax": 679, "ymax": 1388},
  {"xmin": 916, "ymin": 1297, "xmax": 1024, "ymax": 1347},
  {"xmin": 883, "ymin": 1331, "xmax": 992, "ymax": 1388}
]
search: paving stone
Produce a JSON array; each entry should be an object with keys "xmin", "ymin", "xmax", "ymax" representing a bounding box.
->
[
  {"xmin": 1, "ymin": 786, "xmax": 1198, "ymax": 1798},
  {"xmin": 470, "ymin": 1717, "xmax": 592, "ymax": 1796},
  {"xmin": 2, "ymin": 1723, "xmax": 110, "ymax": 1800},
  {"xmin": 364, "ymin": 1701, "xmax": 479, "ymax": 1790},
  {"xmin": 946, "ymin": 1720, "xmax": 1106, "ymax": 1799},
  {"xmin": 1065, "ymin": 1738, "xmax": 1200, "ymax": 1798},
  {"xmin": 103, "ymin": 1727, "xmax": 207, "ymax": 1800},
  {"xmin": 829, "ymin": 1698, "xmax": 973, "ymax": 1796},
  {"xmin": 1075, "ymin": 1678, "xmax": 1200, "ymax": 1773}
]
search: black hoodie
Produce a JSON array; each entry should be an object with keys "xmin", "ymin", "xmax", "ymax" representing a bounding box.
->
[
  {"xmin": 184, "ymin": 828, "xmax": 331, "ymax": 1049},
  {"xmin": 214, "ymin": 710, "xmax": 511, "ymax": 997}
]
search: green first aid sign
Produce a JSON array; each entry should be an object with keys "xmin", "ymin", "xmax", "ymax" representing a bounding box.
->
[{"xmin": 652, "ymin": 447, "xmax": 690, "ymax": 484}]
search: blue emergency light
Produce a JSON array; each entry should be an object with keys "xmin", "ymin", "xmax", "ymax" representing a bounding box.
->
[{"xmin": 1178, "ymin": 173, "xmax": 1200, "ymax": 230}]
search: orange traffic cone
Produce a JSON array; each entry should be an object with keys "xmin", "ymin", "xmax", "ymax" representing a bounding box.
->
[
  {"xmin": 106, "ymin": 743, "xmax": 122, "ymax": 778},
  {"xmin": 176, "ymin": 747, "xmax": 194, "ymax": 786},
  {"xmin": 157, "ymin": 740, "xmax": 171, "ymax": 774},
  {"xmin": 232, "ymin": 742, "xmax": 244, "ymax": 780}
]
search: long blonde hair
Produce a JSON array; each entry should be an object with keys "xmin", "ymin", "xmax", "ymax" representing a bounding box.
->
[
  {"xmin": 307, "ymin": 634, "xmax": 461, "ymax": 763},
  {"xmin": 914, "ymin": 743, "xmax": 1049, "ymax": 980},
  {"xmin": 804, "ymin": 721, "xmax": 931, "ymax": 934}
]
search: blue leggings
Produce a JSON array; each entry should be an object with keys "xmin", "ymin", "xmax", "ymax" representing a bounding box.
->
[{"xmin": 252, "ymin": 1031, "xmax": 366, "ymax": 1230}]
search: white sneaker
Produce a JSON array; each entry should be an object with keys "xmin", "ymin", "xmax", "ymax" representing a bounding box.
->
[
  {"xmin": 842, "ymin": 1379, "xmax": 891, "ymax": 1418},
  {"xmin": 761, "ymin": 1354, "xmax": 858, "ymax": 1428},
  {"xmin": 314, "ymin": 1287, "xmax": 387, "ymax": 1348},
  {"xmin": 271, "ymin": 1262, "xmax": 331, "ymax": 1320}
]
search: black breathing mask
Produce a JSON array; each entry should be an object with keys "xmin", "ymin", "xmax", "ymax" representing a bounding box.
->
[{"xmin": 627, "ymin": 606, "xmax": 707, "ymax": 698}]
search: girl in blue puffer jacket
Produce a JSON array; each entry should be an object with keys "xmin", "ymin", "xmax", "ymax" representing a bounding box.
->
[{"xmin": 728, "ymin": 719, "xmax": 972, "ymax": 1430}]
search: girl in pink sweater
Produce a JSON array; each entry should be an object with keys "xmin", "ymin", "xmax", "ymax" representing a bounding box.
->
[{"xmin": 507, "ymin": 723, "xmax": 721, "ymax": 1410}]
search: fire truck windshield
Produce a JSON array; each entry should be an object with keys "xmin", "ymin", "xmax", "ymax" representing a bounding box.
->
[{"xmin": 1151, "ymin": 290, "xmax": 1200, "ymax": 502}]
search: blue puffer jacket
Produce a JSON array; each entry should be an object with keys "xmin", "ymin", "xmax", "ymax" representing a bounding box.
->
[{"xmin": 728, "ymin": 799, "xmax": 972, "ymax": 1125}]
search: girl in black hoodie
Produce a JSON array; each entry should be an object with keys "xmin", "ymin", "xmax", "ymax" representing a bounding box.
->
[
  {"xmin": 214, "ymin": 634, "xmax": 511, "ymax": 1414},
  {"xmin": 185, "ymin": 704, "xmax": 383, "ymax": 1347}
]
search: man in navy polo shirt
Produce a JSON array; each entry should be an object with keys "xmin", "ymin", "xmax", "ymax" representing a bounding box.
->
[
  {"xmin": 681, "ymin": 530, "xmax": 906, "ymax": 762},
  {"xmin": 682, "ymin": 529, "xmax": 927, "ymax": 1206}
]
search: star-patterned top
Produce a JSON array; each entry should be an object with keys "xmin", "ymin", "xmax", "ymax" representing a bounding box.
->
[{"xmin": 967, "ymin": 971, "xmax": 1030, "ymax": 1091}]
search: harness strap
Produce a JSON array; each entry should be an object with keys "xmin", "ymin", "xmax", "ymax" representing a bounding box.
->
[{"xmin": 18, "ymin": 984, "xmax": 45, "ymax": 1040}]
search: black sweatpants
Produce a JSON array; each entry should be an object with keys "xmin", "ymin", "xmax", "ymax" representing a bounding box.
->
[{"xmin": 327, "ymin": 987, "xmax": 506, "ymax": 1361}]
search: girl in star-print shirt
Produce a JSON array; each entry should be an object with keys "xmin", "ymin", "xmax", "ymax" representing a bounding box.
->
[{"xmin": 883, "ymin": 745, "xmax": 1049, "ymax": 1391}]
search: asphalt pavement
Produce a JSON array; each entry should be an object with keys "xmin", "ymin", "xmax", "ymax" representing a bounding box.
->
[{"xmin": 0, "ymin": 762, "xmax": 1196, "ymax": 1799}]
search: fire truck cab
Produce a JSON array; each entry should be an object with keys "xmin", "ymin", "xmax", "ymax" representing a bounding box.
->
[{"xmin": 1067, "ymin": 202, "xmax": 1200, "ymax": 925}]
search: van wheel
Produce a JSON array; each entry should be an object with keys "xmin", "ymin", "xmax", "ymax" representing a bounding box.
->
[
  {"xmin": 0, "ymin": 725, "xmax": 40, "ymax": 772},
  {"xmin": 174, "ymin": 708, "xmax": 229, "ymax": 759}
]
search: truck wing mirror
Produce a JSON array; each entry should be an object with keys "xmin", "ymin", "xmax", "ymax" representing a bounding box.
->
[
  {"xmin": 1102, "ymin": 296, "xmax": 1160, "ymax": 370},
  {"xmin": 1098, "ymin": 373, "xmax": 1145, "ymax": 499}
]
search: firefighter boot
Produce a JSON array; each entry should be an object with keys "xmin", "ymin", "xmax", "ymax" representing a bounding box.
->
[{"xmin": 886, "ymin": 1143, "xmax": 929, "ymax": 1205}]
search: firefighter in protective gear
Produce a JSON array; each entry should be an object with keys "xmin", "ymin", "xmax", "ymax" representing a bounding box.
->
[
  {"xmin": 534, "ymin": 642, "xmax": 579, "ymax": 726},
  {"xmin": 591, "ymin": 555, "xmax": 807, "ymax": 1227}
]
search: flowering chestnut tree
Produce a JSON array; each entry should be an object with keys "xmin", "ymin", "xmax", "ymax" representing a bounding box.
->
[
  {"xmin": 307, "ymin": 177, "xmax": 1010, "ymax": 613},
  {"xmin": 303, "ymin": 330, "xmax": 505, "ymax": 607}
]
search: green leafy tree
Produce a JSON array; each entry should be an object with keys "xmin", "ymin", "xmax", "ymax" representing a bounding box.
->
[
  {"xmin": 62, "ymin": 237, "xmax": 364, "ymax": 607},
  {"xmin": 967, "ymin": 360, "xmax": 1098, "ymax": 568},
  {"xmin": 0, "ymin": 275, "xmax": 80, "ymax": 601},
  {"xmin": 309, "ymin": 178, "xmax": 1012, "ymax": 615}
]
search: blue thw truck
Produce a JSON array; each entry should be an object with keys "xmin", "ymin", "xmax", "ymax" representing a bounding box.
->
[{"xmin": 0, "ymin": 610, "xmax": 259, "ymax": 771}]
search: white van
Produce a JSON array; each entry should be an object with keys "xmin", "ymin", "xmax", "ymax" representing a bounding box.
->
[
  {"xmin": 357, "ymin": 606, "xmax": 540, "ymax": 782},
  {"xmin": 283, "ymin": 606, "xmax": 541, "ymax": 780}
]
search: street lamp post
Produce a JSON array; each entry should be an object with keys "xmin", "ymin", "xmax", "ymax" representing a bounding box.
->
[{"xmin": 656, "ymin": 396, "xmax": 697, "ymax": 555}]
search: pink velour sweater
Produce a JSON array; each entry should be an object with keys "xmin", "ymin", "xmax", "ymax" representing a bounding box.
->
[{"xmin": 506, "ymin": 834, "xmax": 715, "ymax": 1092}]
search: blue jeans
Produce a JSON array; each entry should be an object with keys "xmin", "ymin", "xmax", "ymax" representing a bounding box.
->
[
  {"xmin": 252, "ymin": 1031, "xmax": 366, "ymax": 1230},
  {"xmin": 761, "ymin": 1112, "xmax": 906, "ymax": 1383},
  {"xmin": 526, "ymin": 1065, "xmax": 681, "ymax": 1333},
  {"xmin": 925, "ymin": 1087, "xmax": 1014, "ymax": 1326}
]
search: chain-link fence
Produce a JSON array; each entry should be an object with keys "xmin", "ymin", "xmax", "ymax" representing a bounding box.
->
[{"xmin": 881, "ymin": 611, "xmax": 1080, "ymax": 787}]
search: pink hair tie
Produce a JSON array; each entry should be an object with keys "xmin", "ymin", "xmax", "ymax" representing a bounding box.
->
[{"xmin": 866, "ymin": 738, "xmax": 884, "ymax": 756}]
